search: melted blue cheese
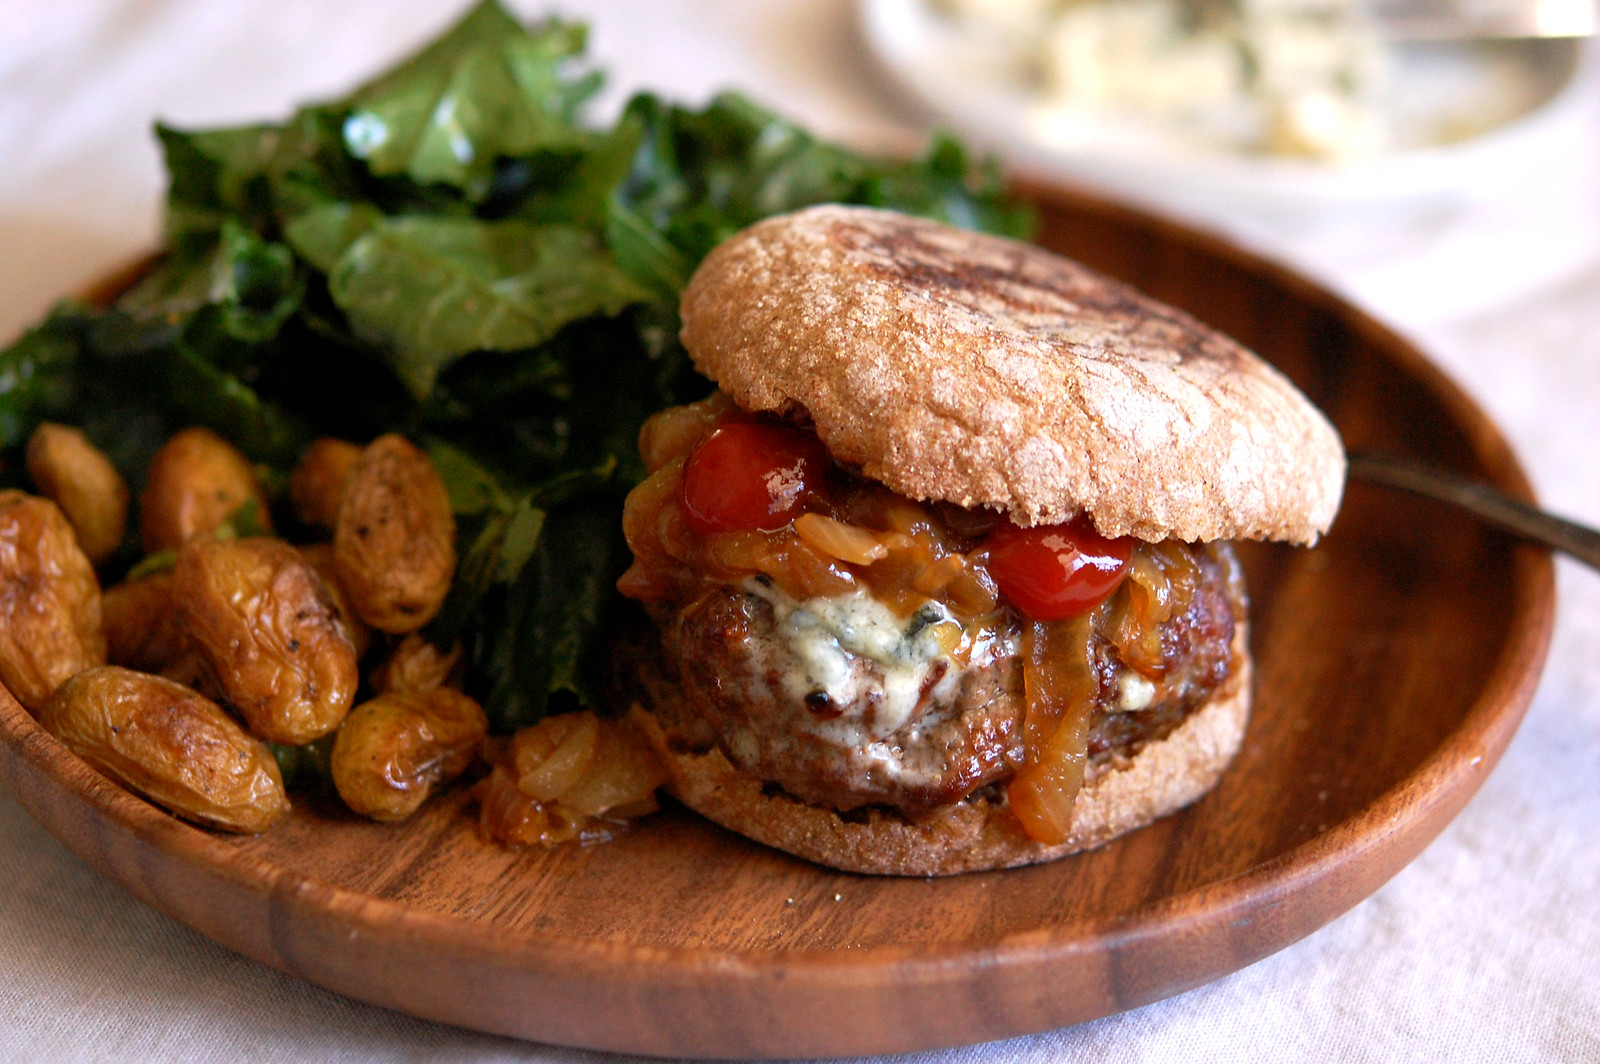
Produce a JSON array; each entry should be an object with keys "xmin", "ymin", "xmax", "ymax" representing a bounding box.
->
[
  {"xmin": 742, "ymin": 578, "xmax": 960, "ymax": 741},
  {"xmin": 1116, "ymin": 671, "xmax": 1157, "ymax": 712}
]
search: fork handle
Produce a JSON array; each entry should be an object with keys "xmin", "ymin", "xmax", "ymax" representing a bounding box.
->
[{"xmin": 1347, "ymin": 452, "xmax": 1600, "ymax": 572}]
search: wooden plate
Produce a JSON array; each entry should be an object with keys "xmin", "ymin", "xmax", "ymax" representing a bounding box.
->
[{"xmin": 0, "ymin": 182, "xmax": 1555, "ymax": 1058}]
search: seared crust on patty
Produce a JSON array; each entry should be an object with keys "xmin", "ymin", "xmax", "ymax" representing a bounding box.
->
[
  {"xmin": 630, "ymin": 624, "xmax": 1250, "ymax": 876},
  {"xmin": 664, "ymin": 540, "xmax": 1239, "ymax": 814},
  {"xmin": 680, "ymin": 205, "xmax": 1344, "ymax": 544}
]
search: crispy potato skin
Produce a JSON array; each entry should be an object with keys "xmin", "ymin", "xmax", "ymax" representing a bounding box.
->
[
  {"xmin": 0, "ymin": 491, "xmax": 105, "ymax": 712},
  {"xmin": 333, "ymin": 434, "xmax": 456, "ymax": 634},
  {"xmin": 295, "ymin": 543, "xmax": 373, "ymax": 659},
  {"xmin": 289, "ymin": 437, "xmax": 363, "ymax": 533},
  {"xmin": 331, "ymin": 688, "xmax": 487, "ymax": 822},
  {"xmin": 140, "ymin": 427, "xmax": 272, "ymax": 553},
  {"xmin": 102, "ymin": 572, "xmax": 189, "ymax": 674},
  {"xmin": 25, "ymin": 422, "xmax": 129, "ymax": 564},
  {"xmin": 101, "ymin": 572, "xmax": 210, "ymax": 688},
  {"xmin": 41, "ymin": 666, "xmax": 289, "ymax": 833},
  {"xmin": 174, "ymin": 537, "xmax": 358, "ymax": 744}
]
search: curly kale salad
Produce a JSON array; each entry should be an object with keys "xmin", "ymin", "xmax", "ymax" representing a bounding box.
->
[{"xmin": 0, "ymin": 0, "xmax": 1033, "ymax": 736}]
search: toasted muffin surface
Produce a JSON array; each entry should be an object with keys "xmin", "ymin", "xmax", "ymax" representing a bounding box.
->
[{"xmin": 680, "ymin": 205, "xmax": 1345, "ymax": 543}]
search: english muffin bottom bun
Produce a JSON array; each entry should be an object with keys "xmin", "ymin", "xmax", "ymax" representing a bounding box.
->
[{"xmin": 617, "ymin": 205, "xmax": 1345, "ymax": 876}]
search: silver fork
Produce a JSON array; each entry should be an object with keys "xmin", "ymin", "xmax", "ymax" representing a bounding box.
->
[{"xmin": 1347, "ymin": 452, "xmax": 1600, "ymax": 571}]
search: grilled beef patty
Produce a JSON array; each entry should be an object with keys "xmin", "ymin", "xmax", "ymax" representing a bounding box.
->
[{"xmin": 657, "ymin": 542, "xmax": 1243, "ymax": 814}]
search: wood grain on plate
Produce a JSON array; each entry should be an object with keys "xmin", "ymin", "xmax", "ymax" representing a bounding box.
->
[{"xmin": 0, "ymin": 182, "xmax": 1555, "ymax": 1058}]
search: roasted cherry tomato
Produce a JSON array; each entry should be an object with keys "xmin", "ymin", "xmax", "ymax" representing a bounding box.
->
[
  {"xmin": 985, "ymin": 517, "xmax": 1133, "ymax": 621},
  {"xmin": 679, "ymin": 417, "xmax": 831, "ymax": 535}
]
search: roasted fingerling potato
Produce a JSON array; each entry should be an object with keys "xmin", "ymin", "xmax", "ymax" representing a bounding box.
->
[
  {"xmin": 289, "ymin": 437, "xmax": 363, "ymax": 533},
  {"xmin": 42, "ymin": 666, "xmax": 290, "ymax": 833},
  {"xmin": 102, "ymin": 571, "xmax": 189, "ymax": 673},
  {"xmin": 296, "ymin": 542, "xmax": 374, "ymax": 659},
  {"xmin": 174, "ymin": 536, "xmax": 359, "ymax": 744},
  {"xmin": 331, "ymin": 687, "xmax": 488, "ymax": 822},
  {"xmin": 140, "ymin": 427, "xmax": 272, "ymax": 553},
  {"xmin": 333, "ymin": 434, "xmax": 456, "ymax": 633},
  {"xmin": 7, "ymin": 414, "xmax": 658, "ymax": 846},
  {"xmin": 0, "ymin": 490, "xmax": 106, "ymax": 713},
  {"xmin": 25, "ymin": 422, "xmax": 130, "ymax": 565}
]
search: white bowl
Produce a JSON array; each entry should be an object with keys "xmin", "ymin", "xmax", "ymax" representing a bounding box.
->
[{"xmin": 860, "ymin": 0, "xmax": 1600, "ymax": 321}]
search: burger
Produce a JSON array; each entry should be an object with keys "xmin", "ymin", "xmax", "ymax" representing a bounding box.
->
[{"xmin": 616, "ymin": 205, "xmax": 1345, "ymax": 875}]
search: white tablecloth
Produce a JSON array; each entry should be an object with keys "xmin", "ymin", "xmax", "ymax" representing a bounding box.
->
[{"xmin": 2, "ymin": 3, "xmax": 1597, "ymax": 1060}]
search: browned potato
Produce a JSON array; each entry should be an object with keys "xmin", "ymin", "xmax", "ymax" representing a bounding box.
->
[
  {"xmin": 289, "ymin": 437, "xmax": 362, "ymax": 532},
  {"xmin": 369, "ymin": 633, "xmax": 462, "ymax": 694},
  {"xmin": 41, "ymin": 666, "xmax": 288, "ymax": 833},
  {"xmin": 330, "ymin": 687, "xmax": 487, "ymax": 822},
  {"xmin": 0, "ymin": 491, "xmax": 105, "ymax": 712},
  {"xmin": 333, "ymin": 434, "xmax": 456, "ymax": 633},
  {"xmin": 141, "ymin": 427, "xmax": 272, "ymax": 553},
  {"xmin": 100, "ymin": 567, "xmax": 207, "ymax": 690},
  {"xmin": 296, "ymin": 543, "xmax": 373, "ymax": 659},
  {"xmin": 174, "ymin": 536, "xmax": 358, "ymax": 744},
  {"xmin": 25, "ymin": 422, "xmax": 129, "ymax": 564},
  {"xmin": 102, "ymin": 572, "xmax": 188, "ymax": 673}
]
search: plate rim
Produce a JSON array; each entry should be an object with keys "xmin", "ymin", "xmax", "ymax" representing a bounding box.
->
[{"xmin": 0, "ymin": 180, "xmax": 1557, "ymax": 1055}]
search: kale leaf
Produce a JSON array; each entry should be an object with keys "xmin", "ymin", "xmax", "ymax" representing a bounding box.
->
[
  {"xmin": 318, "ymin": 216, "xmax": 648, "ymax": 396},
  {"xmin": 0, "ymin": 0, "xmax": 1033, "ymax": 731},
  {"xmin": 341, "ymin": 5, "xmax": 598, "ymax": 198}
]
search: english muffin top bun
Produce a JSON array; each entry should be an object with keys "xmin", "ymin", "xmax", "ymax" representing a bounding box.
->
[
  {"xmin": 618, "ymin": 205, "xmax": 1345, "ymax": 876},
  {"xmin": 681, "ymin": 204, "xmax": 1344, "ymax": 543}
]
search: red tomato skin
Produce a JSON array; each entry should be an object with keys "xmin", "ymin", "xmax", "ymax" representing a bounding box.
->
[
  {"xmin": 678, "ymin": 418, "xmax": 831, "ymax": 535},
  {"xmin": 984, "ymin": 518, "xmax": 1133, "ymax": 621}
]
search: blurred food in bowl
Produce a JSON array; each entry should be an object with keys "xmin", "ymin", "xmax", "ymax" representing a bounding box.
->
[
  {"xmin": 863, "ymin": 0, "xmax": 1600, "ymax": 322},
  {"xmin": 866, "ymin": 0, "xmax": 1588, "ymax": 183},
  {"xmin": 935, "ymin": 0, "xmax": 1389, "ymax": 159}
]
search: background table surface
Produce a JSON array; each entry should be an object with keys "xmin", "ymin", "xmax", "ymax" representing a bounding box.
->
[{"xmin": 2, "ymin": 2, "xmax": 1597, "ymax": 1061}]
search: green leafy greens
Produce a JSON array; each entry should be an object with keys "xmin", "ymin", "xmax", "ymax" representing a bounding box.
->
[{"xmin": 0, "ymin": 0, "xmax": 1033, "ymax": 733}]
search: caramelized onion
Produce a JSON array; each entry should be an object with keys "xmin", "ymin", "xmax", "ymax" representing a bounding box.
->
[
  {"xmin": 618, "ymin": 401, "xmax": 1012, "ymax": 624},
  {"xmin": 514, "ymin": 711, "xmax": 600, "ymax": 800},
  {"xmin": 911, "ymin": 553, "xmax": 967, "ymax": 595},
  {"xmin": 1151, "ymin": 540, "xmax": 1201, "ymax": 609},
  {"xmin": 559, "ymin": 721, "xmax": 670, "ymax": 818},
  {"xmin": 1018, "ymin": 617, "xmax": 1096, "ymax": 755},
  {"xmin": 476, "ymin": 711, "xmax": 667, "ymax": 848},
  {"xmin": 1106, "ymin": 541, "xmax": 1205, "ymax": 678},
  {"xmin": 637, "ymin": 392, "xmax": 734, "ymax": 473},
  {"xmin": 621, "ymin": 460, "xmax": 686, "ymax": 574},
  {"xmin": 945, "ymin": 562, "xmax": 1000, "ymax": 617},
  {"xmin": 768, "ymin": 536, "xmax": 858, "ymax": 599},
  {"xmin": 880, "ymin": 499, "xmax": 939, "ymax": 539},
  {"xmin": 794, "ymin": 513, "xmax": 888, "ymax": 565},
  {"xmin": 1108, "ymin": 579, "xmax": 1166, "ymax": 676},
  {"xmin": 1008, "ymin": 617, "xmax": 1097, "ymax": 844},
  {"xmin": 1128, "ymin": 550, "xmax": 1175, "ymax": 621},
  {"xmin": 1008, "ymin": 745, "xmax": 1089, "ymax": 845}
]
